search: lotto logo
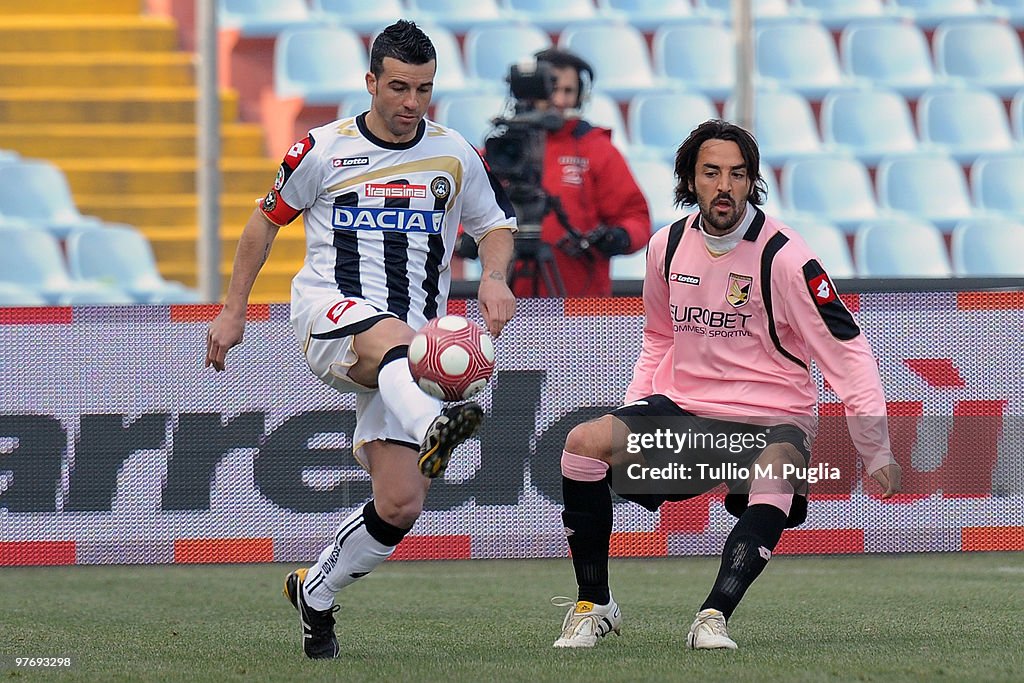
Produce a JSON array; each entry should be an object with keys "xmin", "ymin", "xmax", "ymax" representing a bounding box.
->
[
  {"xmin": 808, "ymin": 273, "xmax": 837, "ymax": 305},
  {"xmin": 333, "ymin": 156, "xmax": 368, "ymax": 167},
  {"xmin": 670, "ymin": 273, "xmax": 700, "ymax": 286}
]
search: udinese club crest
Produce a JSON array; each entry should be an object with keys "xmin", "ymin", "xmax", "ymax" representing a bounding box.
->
[{"xmin": 430, "ymin": 176, "xmax": 451, "ymax": 200}]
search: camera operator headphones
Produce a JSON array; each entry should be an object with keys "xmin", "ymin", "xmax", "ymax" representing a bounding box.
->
[{"xmin": 533, "ymin": 48, "xmax": 595, "ymax": 110}]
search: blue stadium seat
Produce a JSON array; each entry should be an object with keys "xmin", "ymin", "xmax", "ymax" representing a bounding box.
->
[
  {"xmin": 336, "ymin": 92, "xmax": 372, "ymax": 120},
  {"xmin": 695, "ymin": 0, "xmax": 791, "ymax": 20},
  {"xmin": 0, "ymin": 282, "xmax": 47, "ymax": 307},
  {"xmin": 311, "ymin": 0, "xmax": 404, "ymax": 34},
  {"xmin": 610, "ymin": 250, "xmax": 648, "ymax": 280},
  {"xmin": 596, "ymin": 0, "xmax": 695, "ymax": 31},
  {"xmin": 820, "ymin": 86, "xmax": 919, "ymax": 165},
  {"xmin": 970, "ymin": 152, "xmax": 1024, "ymax": 216},
  {"xmin": 950, "ymin": 217, "xmax": 1024, "ymax": 275},
  {"xmin": 916, "ymin": 86, "xmax": 1017, "ymax": 164},
  {"xmin": 792, "ymin": 0, "xmax": 890, "ymax": 30},
  {"xmin": 781, "ymin": 154, "xmax": 879, "ymax": 233},
  {"xmin": 218, "ymin": 0, "xmax": 317, "ymax": 37},
  {"xmin": 65, "ymin": 225, "xmax": 202, "ymax": 304},
  {"xmin": 840, "ymin": 20, "xmax": 940, "ymax": 98},
  {"xmin": 755, "ymin": 19, "xmax": 852, "ymax": 100},
  {"xmin": 888, "ymin": 0, "xmax": 995, "ymax": 29},
  {"xmin": 933, "ymin": 19, "xmax": 1024, "ymax": 98},
  {"xmin": 760, "ymin": 165, "xmax": 786, "ymax": 219},
  {"xmin": 0, "ymin": 160, "xmax": 103, "ymax": 237},
  {"xmin": 586, "ymin": 92, "xmax": 632, "ymax": 153},
  {"xmin": 784, "ymin": 217, "xmax": 856, "ymax": 278},
  {"xmin": 60, "ymin": 289, "xmax": 136, "ymax": 305},
  {"xmin": 0, "ymin": 226, "xmax": 128, "ymax": 304},
  {"xmin": 982, "ymin": 0, "xmax": 1024, "ymax": 27},
  {"xmin": 854, "ymin": 216, "xmax": 952, "ymax": 276},
  {"xmin": 628, "ymin": 158, "xmax": 679, "ymax": 229},
  {"xmin": 652, "ymin": 19, "xmax": 735, "ymax": 100},
  {"xmin": 408, "ymin": 0, "xmax": 512, "ymax": 33},
  {"xmin": 502, "ymin": 0, "xmax": 614, "ymax": 32},
  {"xmin": 458, "ymin": 256, "xmax": 482, "ymax": 281},
  {"xmin": 875, "ymin": 152, "xmax": 974, "ymax": 230},
  {"xmin": 463, "ymin": 23, "xmax": 551, "ymax": 85},
  {"xmin": 433, "ymin": 93, "xmax": 507, "ymax": 148},
  {"xmin": 726, "ymin": 88, "xmax": 823, "ymax": 166},
  {"xmin": 627, "ymin": 92, "xmax": 717, "ymax": 162},
  {"xmin": 558, "ymin": 21, "xmax": 667, "ymax": 101},
  {"xmin": 1014, "ymin": 89, "xmax": 1024, "ymax": 141},
  {"xmin": 274, "ymin": 27, "xmax": 369, "ymax": 104},
  {"xmin": 412, "ymin": 24, "xmax": 479, "ymax": 97}
]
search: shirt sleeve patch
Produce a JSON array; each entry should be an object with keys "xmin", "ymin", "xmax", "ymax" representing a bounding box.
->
[
  {"xmin": 807, "ymin": 272, "xmax": 837, "ymax": 305},
  {"xmin": 802, "ymin": 259, "xmax": 860, "ymax": 341},
  {"xmin": 258, "ymin": 189, "xmax": 301, "ymax": 226}
]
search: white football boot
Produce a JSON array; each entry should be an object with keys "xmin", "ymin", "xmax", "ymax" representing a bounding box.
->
[
  {"xmin": 686, "ymin": 608, "xmax": 738, "ymax": 650},
  {"xmin": 552, "ymin": 596, "xmax": 622, "ymax": 648}
]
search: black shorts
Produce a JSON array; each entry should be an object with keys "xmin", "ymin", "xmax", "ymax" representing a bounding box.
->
[{"xmin": 607, "ymin": 394, "xmax": 811, "ymax": 528}]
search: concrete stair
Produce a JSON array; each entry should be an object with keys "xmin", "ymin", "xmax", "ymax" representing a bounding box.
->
[
  {"xmin": 0, "ymin": 124, "xmax": 265, "ymax": 159},
  {"xmin": 0, "ymin": 3, "xmax": 294, "ymax": 303}
]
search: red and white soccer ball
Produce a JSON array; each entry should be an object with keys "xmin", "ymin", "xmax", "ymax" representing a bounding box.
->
[{"xmin": 408, "ymin": 315, "xmax": 496, "ymax": 401}]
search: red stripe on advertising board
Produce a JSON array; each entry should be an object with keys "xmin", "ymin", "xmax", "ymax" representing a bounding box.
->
[
  {"xmin": 0, "ymin": 307, "xmax": 73, "ymax": 325},
  {"xmin": 957, "ymin": 292, "xmax": 1024, "ymax": 310},
  {"xmin": 389, "ymin": 535, "xmax": 472, "ymax": 560},
  {"xmin": 174, "ymin": 538, "xmax": 274, "ymax": 563},
  {"xmin": 0, "ymin": 541, "xmax": 76, "ymax": 566},
  {"xmin": 169, "ymin": 304, "xmax": 271, "ymax": 323},
  {"xmin": 961, "ymin": 526, "xmax": 1024, "ymax": 551},
  {"xmin": 775, "ymin": 529, "xmax": 864, "ymax": 555}
]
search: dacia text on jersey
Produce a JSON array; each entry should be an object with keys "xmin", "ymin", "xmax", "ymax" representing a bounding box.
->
[{"xmin": 332, "ymin": 206, "xmax": 444, "ymax": 233}]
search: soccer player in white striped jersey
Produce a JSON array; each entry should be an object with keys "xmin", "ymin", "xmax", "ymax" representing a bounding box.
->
[{"xmin": 205, "ymin": 20, "xmax": 517, "ymax": 659}]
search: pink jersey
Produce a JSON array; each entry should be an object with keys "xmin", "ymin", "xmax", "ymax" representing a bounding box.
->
[{"xmin": 626, "ymin": 205, "xmax": 894, "ymax": 474}]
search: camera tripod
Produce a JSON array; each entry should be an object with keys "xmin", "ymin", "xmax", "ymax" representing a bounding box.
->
[{"xmin": 509, "ymin": 228, "xmax": 566, "ymax": 297}]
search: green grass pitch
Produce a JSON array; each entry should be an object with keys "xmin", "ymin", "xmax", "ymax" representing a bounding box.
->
[{"xmin": 2, "ymin": 553, "xmax": 1022, "ymax": 682}]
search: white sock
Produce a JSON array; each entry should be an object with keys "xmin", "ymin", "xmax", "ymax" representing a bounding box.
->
[
  {"xmin": 302, "ymin": 504, "xmax": 398, "ymax": 611},
  {"xmin": 377, "ymin": 352, "xmax": 442, "ymax": 442}
]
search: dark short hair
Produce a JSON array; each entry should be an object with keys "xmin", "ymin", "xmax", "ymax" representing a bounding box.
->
[
  {"xmin": 533, "ymin": 48, "xmax": 595, "ymax": 106},
  {"xmin": 369, "ymin": 20, "xmax": 436, "ymax": 77},
  {"xmin": 673, "ymin": 119, "xmax": 766, "ymax": 208},
  {"xmin": 533, "ymin": 48, "xmax": 595, "ymax": 82}
]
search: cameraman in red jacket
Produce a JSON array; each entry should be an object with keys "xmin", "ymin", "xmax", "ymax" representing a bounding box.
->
[{"xmin": 515, "ymin": 48, "xmax": 651, "ymax": 298}]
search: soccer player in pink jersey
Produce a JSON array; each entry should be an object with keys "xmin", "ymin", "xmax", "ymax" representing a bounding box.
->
[{"xmin": 552, "ymin": 120, "xmax": 902, "ymax": 650}]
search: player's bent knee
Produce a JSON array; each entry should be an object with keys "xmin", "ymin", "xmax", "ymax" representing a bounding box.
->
[
  {"xmin": 563, "ymin": 417, "xmax": 616, "ymax": 462},
  {"xmin": 352, "ymin": 318, "xmax": 417, "ymax": 368},
  {"xmin": 755, "ymin": 443, "xmax": 805, "ymax": 476},
  {"xmin": 372, "ymin": 496, "xmax": 423, "ymax": 530}
]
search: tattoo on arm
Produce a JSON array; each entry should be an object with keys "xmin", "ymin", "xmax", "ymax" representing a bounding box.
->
[{"xmin": 487, "ymin": 270, "xmax": 505, "ymax": 281}]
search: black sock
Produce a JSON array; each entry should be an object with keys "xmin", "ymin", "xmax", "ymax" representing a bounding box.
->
[
  {"xmin": 378, "ymin": 345, "xmax": 409, "ymax": 373},
  {"xmin": 362, "ymin": 500, "xmax": 410, "ymax": 547},
  {"xmin": 562, "ymin": 476, "xmax": 613, "ymax": 605},
  {"xmin": 701, "ymin": 503, "xmax": 788, "ymax": 621}
]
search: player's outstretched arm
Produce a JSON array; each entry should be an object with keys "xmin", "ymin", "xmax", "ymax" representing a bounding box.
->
[
  {"xmin": 475, "ymin": 227, "xmax": 516, "ymax": 339},
  {"xmin": 205, "ymin": 208, "xmax": 281, "ymax": 371}
]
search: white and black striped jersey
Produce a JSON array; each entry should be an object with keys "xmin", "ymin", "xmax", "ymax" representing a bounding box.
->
[{"xmin": 260, "ymin": 113, "xmax": 517, "ymax": 329}]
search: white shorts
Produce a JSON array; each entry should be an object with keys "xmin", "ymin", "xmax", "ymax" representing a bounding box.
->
[{"xmin": 292, "ymin": 293, "xmax": 421, "ymax": 459}]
